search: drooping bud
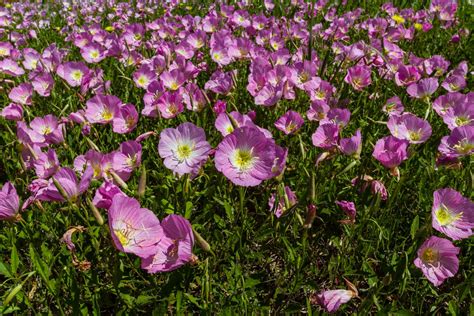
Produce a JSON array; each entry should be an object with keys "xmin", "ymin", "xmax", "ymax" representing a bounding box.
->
[
  {"xmin": 192, "ymin": 227, "xmax": 211, "ymax": 252},
  {"xmin": 304, "ymin": 204, "xmax": 317, "ymax": 229},
  {"xmin": 138, "ymin": 164, "xmax": 147, "ymax": 198}
]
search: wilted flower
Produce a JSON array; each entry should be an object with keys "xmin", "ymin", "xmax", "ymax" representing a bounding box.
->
[
  {"xmin": 432, "ymin": 188, "xmax": 473, "ymax": 240},
  {"xmin": 158, "ymin": 122, "xmax": 211, "ymax": 176},
  {"xmin": 336, "ymin": 200, "xmax": 356, "ymax": 219},
  {"xmin": 108, "ymin": 195, "xmax": 163, "ymax": 258},
  {"xmin": 141, "ymin": 214, "xmax": 194, "ymax": 273},
  {"xmin": 414, "ymin": 236, "xmax": 459, "ymax": 286}
]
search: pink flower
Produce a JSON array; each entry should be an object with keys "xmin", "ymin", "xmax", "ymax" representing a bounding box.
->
[
  {"xmin": 215, "ymin": 126, "xmax": 278, "ymax": 187},
  {"xmin": 57, "ymin": 62, "xmax": 90, "ymax": 87},
  {"xmin": 407, "ymin": 78, "xmax": 439, "ymax": 99},
  {"xmin": 344, "ymin": 65, "xmax": 372, "ymax": 91},
  {"xmin": 372, "ymin": 136, "xmax": 409, "ymax": 169},
  {"xmin": 31, "ymin": 72, "xmax": 54, "ymax": 97},
  {"xmin": 108, "ymin": 195, "xmax": 163, "ymax": 258},
  {"xmin": 1, "ymin": 103, "xmax": 23, "ymax": 121},
  {"xmin": 414, "ymin": 236, "xmax": 459, "ymax": 286},
  {"xmin": 312, "ymin": 123, "xmax": 339, "ymax": 150},
  {"xmin": 432, "ymin": 188, "xmax": 473, "ymax": 240},
  {"xmin": 339, "ymin": 129, "xmax": 362, "ymax": 158},
  {"xmin": 268, "ymin": 186, "xmax": 297, "ymax": 217},
  {"xmin": 93, "ymin": 181, "xmax": 125, "ymax": 210},
  {"xmin": 157, "ymin": 91, "xmax": 184, "ymax": 119},
  {"xmin": 336, "ymin": 200, "xmax": 356, "ymax": 219},
  {"xmin": 29, "ymin": 114, "xmax": 64, "ymax": 144},
  {"xmin": 85, "ymin": 94, "xmax": 122, "ymax": 124},
  {"xmin": 387, "ymin": 113, "xmax": 432, "ymax": 144},
  {"xmin": 274, "ymin": 110, "xmax": 304, "ymax": 135},
  {"xmin": 314, "ymin": 289, "xmax": 355, "ymax": 313},
  {"xmin": 141, "ymin": 214, "xmax": 194, "ymax": 273},
  {"xmin": 158, "ymin": 123, "xmax": 211, "ymax": 177},
  {"xmin": 0, "ymin": 182, "xmax": 20, "ymax": 221},
  {"xmin": 112, "ymin": 103, "xmax": 138, "ymax": 134},
  {"xmin": 9, "ymin": 83, "xmax": 33, "ymax": 106}
]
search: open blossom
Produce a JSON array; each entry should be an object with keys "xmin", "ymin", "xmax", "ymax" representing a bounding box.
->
[
  {"xmin": 34, "ymin": 149, "xmax": 59, "ymax": 179},
  {"xmin": 31, "ymin": 72, "xmax": 54, "ymax": 97},
  {"xmin": 372, "ymin": 136, "xmax": 409, "ymax": 169},
  {"xmin": 274, "ymin": 110, "xmax": 304, "ymax": 135},
  {"xmin": 441, "ymin": 75, "xmax": 466, "ymax": 92},
  {"xmin": 57, "ymin": 62, "xmax": 90, "ymax": 87},
  {"xmin": 158, "ymin": 123, "xmax": 211, "ymax": 176},
  {"xmin": 80, "ymin": 43, "xmax": 106, "ymax": 63},
  {"xmin": 438, "ymin": 125, "xmax": 474, "ymax": 158},
  {"xmin": 344, "ymin": 65, "xmax": 372, "ymax": 91},
  {"xmin": 204, "ymin": 70, "xmax": 234, "ymax": 95},
  {"xmin": 157, "ymin": 91, "xmax": 184, "ymax": 119},
  {"xmin": 161, "ymin": 69, "xmax": 186, "ymax": 91},
  {"xmin": 108, "ymin": 195, "xmax": 163, "ymax": 258},
  {"xmin": 0, "ymin": 182, "xmax": 20, "ymax": 221},
  {"xmin": 312, "ymin": 123, "xmax": 339, "ymax": 150},
  {"xmin": 141, "ymin": 214, "xmax": 194, "ymax": 273},
  {"xmin": 414, "ymin": 236, "xmax": 460, "ymax": 286},
  {"xmin": 383, "ymin": 96, "xmax": 404, "ymax": 116},
  {"xmin": 441, "ymin": 102, "xmax": 474, "ymax": 131},
  {"xmin": 29, "ymin": 114, "xmax": 64, "ymax": 144},
  {"xmin": 9, "ymin": 83, "xmax": 33, "ymax": 106},
  {"xmin": 407, "ymin": 78, "xmax": 439, "ymax": 99},
  {"xmin": 1, "ymin": 103, "xmax": 23, "ymax": 121},
  {"xmin": 133, "ymin": 65, "xmax": 156, "ymax": 89},
  {"xmin": 339, "ymin": 129, "xmax": 362, "ymax": 158},
  {"xmin": 215, "ymin": 126, "xmax": 277, "ymax": 187},
  {"xmin": 432, "ymin": 188, "xmax": 474, "ymax": 240},
  {"xmin": 85, "ymin": 94, "xmax": 122, "ymax": 124},
  {"xmin": 112, "ymin": 103, "xmax": 138, "ymax": 134},
  {"xmin": 268, "ymin": 186, "xmax": 297, "ymax": 217},
  {"xmin": 387, "ymin": 113, "xmax": 432, "ymax": 144}
]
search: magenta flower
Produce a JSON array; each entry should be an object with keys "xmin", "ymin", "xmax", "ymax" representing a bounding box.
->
[
  {"xmin": 344, "ymin": 65, "xmax": 372, "ymax": 91},
  {"xmin": 34, "ymin": 149, "xmax": 59, "ymax": 179},
  {"xmin": 204, "ymin": 70, "xmax": 234, "ymax": 95},
  {"xmin": 307, "ymin": 100, "xmax": 330, "ymax": 121},
  {"xmin": 1, "ymin": 103, "xmax": 23, "ymax": 121},
  {"xmin": 441, "ymin": 75, "xmax": 466, "ymax": 93},
  {"xmin": 215, "ymin": 126, "xmax": 277, "ymax": 187},
  {"xmin": 93, "ymin": 181, "xmax": 125, "ymax": 210},
  {"xmin": 133, "ymin": 65, "xmax": 156, "ymax": 90},
  {"xmin": 9, "ymin": 83, "xmax": 33, "ymax": 106},
  {"xmin": 315, "ymin": 289, "xmax": 355, "ymax": 313},
  {"xmin": 112, "ymin": 103, "xmax": 138, "ymax": 134},
  {"xmin": 268, "ymin": 186, "xmax": 297, "ymax": 217},
  {"xmin": 31, "ymin": 72, "xmax": 54, "ymax": 97},
  {"xmin": 0, "ymin": 182, "xmax": 20, "ymax": 221},
  {"xmin": 432, "ymin": 188, "xmax": 474, "ymax": 240},
  {"xmin": 141, "ymin": 214, "xmax": 194, "ymax": 273},
  {"xmin": 336, "ymin": 200, "xmax": 356, "ymax": 219},
  {"xmin": 414, "ymin": 236, "xmax": 460, "ymax": 286},
  {"xmin": 433, "ymin": 92, "xmax": 466, "ymax": 116},
  {"xmin": 274, "ymin": 110, "xmax": 304, "ymax": 135},
  {"xmin": 312, "ymin": 123, "xmax": 339, "ymax": 150},
  {"xmin": 407, "ymin": 78, "xmax": 439, "ymax": 99},
  {"xmin": 441, "ymin": 102, "xmax": 473, "ymax": 131},
  {"xmin": 383, "ymin": 96, "xmax": 404, "ymax": 116},
  {"xmin": 438, "ymin": 126, "xmax": 474, "ymax": 158},
  {"xmin": 339, "ymin": 129, "xmax": 362, "ymax": 158},
  {"xmin": 108, "ymin": 195, "xmax": 163, "ymax": 258},
  {"xmin": 85, "ymin": 94, "xmax": 122, "ymax": 124},
  {"xmin": 158, "ymin": 123, "xmax": 211, "ymax": 176},
  {"xmin": 157, "ymin": 91, "xmax": 184, "ymax": 119},
  {"xmin": 394, "ymin": 65, "xmax": 421, "ymax": 87},
  {"xmin": 387, "ymin": 113, "xmax": 432, "ymax": 144},
  {"xmin": 161, "ymin": 69, "xmax": 186, "ymax": 91},
  {"xmin": 213, "ymin": 100, "xmax": 227, "ymax": 114},
  {"xmin": 321, "ymin": 108, "xmax": 351, "ymax": 128},
  {"xmin": 80, "ymin": 43, "xmax": 106, "ymax": 63},
  {"xmin": 29, "ymin": 114, "xmax": 64, "ymax": 144},
  {"xmin": 372, "ymin": 136, "xmax": 409, "ymax": 169},
  {"xmin": 112, "ymin": 141, "xmax": 143, "ymax": 181},
  {"xmin": 57, "ymin": 62, "xmax": 90, "ymax": 87}
]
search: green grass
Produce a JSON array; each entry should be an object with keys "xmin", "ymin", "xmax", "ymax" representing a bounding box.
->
[{"xmin": 0, "ymin": 0, "xmax": 473, "ymax": 314}]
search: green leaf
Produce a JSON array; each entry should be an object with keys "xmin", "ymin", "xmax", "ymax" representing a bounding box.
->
[
  {"xmin": 10, "ymin": 245, "xmax": 19, "ymax": 275},
  {"xmin": 3, "ymin": 284, "xmax": 22, "ymax": 306},
  {"xmin": 28, "ymin": 245, "xmax": 55, "ymax": 295},
  {"xmin": 410, "ymin": 215, "xmax": 419, "ymax": 240},
  {"xmin": 0, "ymin": 261, "xmax": 12, "ymax": 279}
]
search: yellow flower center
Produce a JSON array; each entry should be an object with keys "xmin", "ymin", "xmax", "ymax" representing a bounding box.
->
[
  {"xmin": 0, "ymin": 48, "xmax": 7, "ymax": 56},
  {"xmin": 226, "ymin": 125, "xmax": 234, "ymax": 134},
  {"xmin": 414, "ymin": 23, "xmax": 423, "ymax": 30},
  {"xmin": 90, "ymin": 50, "xmax": 100, "ymax": 59},
  {"xmin": 213, "ymin": 52, "xmax": 221, "ymax": 61},
  {"xmin": 114, "ymin": 229, "xmax": 129, "ymax": 246},
  {"xmin": 421, "ymin": 248, "xmax": 438, "ymax": 264},
  {"xmin": 176, "ymin": 144, "xmax": 193, "ymax": 160},
  {"xmin": 105, "ymin": 26, "xmax": 115, "ymax": 32},
  {"xmin": 71, "ymin": 70, "xmax": 83, "ymax": 81},
  {"xmin": 232, "ymin": 148, "xmax": 254, "ymax": 171},
  {"xmin": 448, "ymin": 83, "xmax": 459, "ymax": 91},
  {"xmin": 392, "ymin": 14, "xmax": 405, "ymax": 24},
  {"xmin": 454, "ymin": 142, "xmax": 474, "ymax": 154},
  {"xmin": 137, "ymin": 75, "xmax": 148, "ymax": 87},
  {"xmin": 408, "ymin": 131, "xmax": 421, "ymax": 142},
  {"xmin": 170, "ymin": 81, "xmax": 179, "ymax": 91},
  {"xmin": 435, "ymin": 207, "xmax": 460, "ymax": 226},
  {"xmin": 42, "ymin": 126, "xmax": 52, "ymax": 135},
  {"xmin": 133, "ymin": 33, "xmax": 142, "ymax": 41},
  {"xmin": 455, "ymin": 116, "xmax": 470, "ymax": 126},
  {"xmin": 101, "ymin": 110, "xmax": 113, "ymax": 121}
]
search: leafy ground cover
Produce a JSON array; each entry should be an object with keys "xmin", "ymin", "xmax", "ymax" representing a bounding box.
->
[{"xmin": 0, "ymin": 0, "xmax": 473, "ymax": 314}]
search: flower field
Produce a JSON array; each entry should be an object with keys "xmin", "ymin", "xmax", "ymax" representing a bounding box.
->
[{"xmin": 0, "ymin": 0, "xmax": 473, "ymax": 314}]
